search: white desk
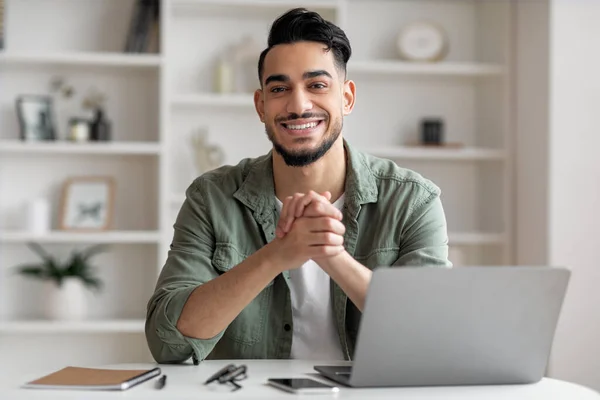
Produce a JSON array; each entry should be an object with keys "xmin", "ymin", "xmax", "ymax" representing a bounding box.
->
[{"xmin": 1, "ymin": 360, "xmax": 599, "ymax": 399}]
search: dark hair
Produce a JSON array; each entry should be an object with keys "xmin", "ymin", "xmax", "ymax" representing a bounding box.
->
[{"xmin": 257, "ymin": 8, "xmax": 352, "ymax": 85}]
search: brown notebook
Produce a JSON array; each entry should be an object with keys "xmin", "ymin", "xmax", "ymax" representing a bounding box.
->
[{"xmin": 23, "ymin": 366, "xmax": 161, "ymax": 391}]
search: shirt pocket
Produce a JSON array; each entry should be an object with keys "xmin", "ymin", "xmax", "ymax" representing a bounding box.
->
[
  {"xmin": 354, "ymin": 247, "xmax": 401, "ymax": 269},
  {"xmin": 212, "ymin": 243, "xmax": 273, "ymax": 346}
]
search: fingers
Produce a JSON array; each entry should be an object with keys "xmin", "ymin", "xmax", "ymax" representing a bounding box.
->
[
  {"xmin": 275, "ymin": 226, "xmax": 285, "ymax": 238},
  {"xmin": 274, "ymin": 214, "xmax": 346, "ymax": 264},
  {"xmin": 294, "ymin": 191, "xmax": 322, "ymax": 217},
  {"xmin": 302, "ymin": 200, "xmax": 343, "ymax": 220},
  {"xmin": 290, "ymin": 191, "xmax": 328, "ymax": 228},
  {"xmin": 283, "ymin": 194, "xmax": 300, "ymax": 230},
  {"xmin": 307, "ymin": 232, "xmax": 344, "ymax": 246},
  {"xmin": 276, "ymin": 194, "xmax": 298, "ymax": 238},
  {"xmin": 281, "ymin": 193, "xmax": 303, "ymax": 233},
  {"xmin": 307, "ymin": 216, "xmax": 346, "ymax": 236},
  {"xmin": 277, "ymin": 191, "xmax": 339, "ymax": 237}
]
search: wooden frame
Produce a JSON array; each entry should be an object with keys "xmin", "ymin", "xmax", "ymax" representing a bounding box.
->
[{"xmin": 58, "ymin": 176, "xmax": 115, "ymax": 231}]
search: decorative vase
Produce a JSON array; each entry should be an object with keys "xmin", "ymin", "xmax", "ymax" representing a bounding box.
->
[
  {"xmin": 190, "ymin": 128, "xmax": 225, "ymax": 177},
  {"xmin": 44, "ymin": 279, "xmax": 88, "ymax": 320},
  {"xmin": 232, "ymin": 35, "xmax": 262, "ymax": 93},
  {"xmin": 24, "ymin": 198, "xmax": 51, "ymax": 235},
  {"xmin": 90, "ymin": 108, "xmax": 111, "ymax": 141},
  {"xmin": 215, "ymin": 50, "xmax": 235, "ymax": 94}
]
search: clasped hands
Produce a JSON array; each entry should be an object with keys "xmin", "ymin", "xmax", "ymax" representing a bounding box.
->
[{"xmin": 272, "ymin": 190, "xmax": 346, "ymax": 269}]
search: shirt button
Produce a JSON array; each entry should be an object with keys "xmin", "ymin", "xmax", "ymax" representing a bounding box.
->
[{"xmin": 284, "ymin": 324, "xmax": 291, "ymax": 332}]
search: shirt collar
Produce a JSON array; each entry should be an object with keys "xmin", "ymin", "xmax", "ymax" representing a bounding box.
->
[{"xmin": 233, "ymin": 139, "xmax": 378, "ymax": 214}]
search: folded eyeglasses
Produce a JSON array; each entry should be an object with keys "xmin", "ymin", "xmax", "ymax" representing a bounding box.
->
[{"xmin": 204, "ymin": 364, "xmax": 248, "ymax": 392}]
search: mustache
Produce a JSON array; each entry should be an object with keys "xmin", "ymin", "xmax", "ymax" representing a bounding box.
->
[{"xmin": 275, "ymin": 113, "xmax": 328, "ymax": 123}]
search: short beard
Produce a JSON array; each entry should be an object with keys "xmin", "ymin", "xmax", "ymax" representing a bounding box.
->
[{"xmin": 266, "ymin": 118, "xmax": 342, "ymax": 167}]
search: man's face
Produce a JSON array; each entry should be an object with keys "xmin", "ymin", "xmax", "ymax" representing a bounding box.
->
[{"xmin": 255, "ymin": 41, "xmax": 355, "ymax": 167}]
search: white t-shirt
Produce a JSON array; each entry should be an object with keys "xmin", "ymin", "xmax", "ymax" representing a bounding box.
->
[{"xmin": 275, "ymin": 194, "xmax": 346, "ymax": 361}]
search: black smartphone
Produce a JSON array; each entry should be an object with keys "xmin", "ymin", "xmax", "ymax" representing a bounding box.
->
[{"xmin": 267, "ymin": 378, "xmax": 340, "ymax": 394}]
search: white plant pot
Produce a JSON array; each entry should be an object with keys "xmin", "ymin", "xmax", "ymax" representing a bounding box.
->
[{"xmin": 44, "ymin": 279, "xmax": 88, "ymax": 321}]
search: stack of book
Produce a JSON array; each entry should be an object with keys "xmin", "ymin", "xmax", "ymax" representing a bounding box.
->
[{"xmin": 124, "ymin": 0, "xmax": 160, "ymax": 53}]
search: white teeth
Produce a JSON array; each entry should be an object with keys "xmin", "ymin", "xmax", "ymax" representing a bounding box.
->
[{"xmin": 286, "ymin": 122, "xmax": 318, "ymax": 130}]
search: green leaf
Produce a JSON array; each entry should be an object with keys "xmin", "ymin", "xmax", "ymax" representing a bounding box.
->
[
  {"xmin": 16, "ymin": 266, "xmax": 47, "ymax": 279},
  {"xmin": 47, "ymin": 258, "xmax": 66, "ymax": 279},
  {"xmin": 65, "ymin": 254, "xmax": 83, "ymax": 276},
  {"xmin": 17, "ymin": 243, "xmax": 105, "ymax": 292},
  {"xmin": 26, "ymin": 242, "xmax": 54, "ymax": 263}
]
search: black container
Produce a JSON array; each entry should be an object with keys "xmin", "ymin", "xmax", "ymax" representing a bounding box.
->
[
  {"xmin": 90, "ymin": 109, "xmax": 111, "ymax": 141},
  {"xmin": 421, "ymin": 118, "xmax": 444, "ymax": 145}
]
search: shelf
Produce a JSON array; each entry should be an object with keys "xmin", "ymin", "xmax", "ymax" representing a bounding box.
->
[
  {"xmin": 0, "ymin": 320, "xmax": 145, "ymax": 334},
  {"xmin": 0, "ymin": 140, "xmax": 162, "ymax": 156},
  {"xmin": 365, "ymin": 146, "xmax": 506, "ymax": 161},
  {"xmin": 171, "ymin": 93, "xmax": 255, "ymax": 108},
  {"xmin": 171, "ymin": 0, "xmax": 338, "ymax": 11},
  {"xmin": 0, "ymin": 231, "xmax": 162, "ymax": 244},
  {"xmin": 169, "ymin": 197, "xmax": 507, "ymax": 247},
  {"xmin": 0, "ymin": 52, "xmax": 162, "ymax": 68},
  {"xmin": 449, "ymin": 233, "xmax": 506, "ymax": 246},
  {"xmin": 348, "ymin": 60, "xmax": 505, "ymax": 77},
  {"xmin": 167, "ymin": 192, "xmax": 507, "ymax": 247}
]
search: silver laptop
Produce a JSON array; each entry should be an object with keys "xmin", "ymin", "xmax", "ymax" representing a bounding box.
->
[{"xmin": 315, "ymin": 266, "xmax": 570, "ymax": 387}]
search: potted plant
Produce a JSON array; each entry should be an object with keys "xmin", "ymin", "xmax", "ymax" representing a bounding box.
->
[{"xmin": 14, "ymin": 242, "xmax": 106, "ymax": 320}]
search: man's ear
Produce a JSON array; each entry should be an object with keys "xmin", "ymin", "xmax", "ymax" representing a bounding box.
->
[
  {"xmin": 343, "ymin": 79, "xmax": 356, "ymax": 116},
  {"xmin": 254, "ymin": 89, "xmax": 265, "ymax": 123}
]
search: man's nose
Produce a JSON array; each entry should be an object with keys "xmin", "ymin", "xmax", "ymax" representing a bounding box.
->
[{"xmin": 286, "ymin": 88, "xmax": 313, "ymax": 116}]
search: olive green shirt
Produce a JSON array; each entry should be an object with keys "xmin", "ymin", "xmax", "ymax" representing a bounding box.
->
[{"xmin": 145, "ymin": 140, "xmax": 452, "ymax": 364}]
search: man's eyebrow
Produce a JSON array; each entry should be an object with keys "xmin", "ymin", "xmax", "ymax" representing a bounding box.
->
[
  {"xmin": 303, "ymin": 70, "xmax": 332, "ymax": 79},
  {"xmin": 265, "ymin": 74, "xmax": 289, "ymax": 85},
  {"xmin": 265, "ymin": 70, "xmax": 333, "ymax": 85}
]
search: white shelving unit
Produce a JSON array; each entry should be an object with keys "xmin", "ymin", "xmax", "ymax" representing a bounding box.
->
[
  {"xmin": 0, "ymin": 140, "xmax": 162, "ymax": 155},
  {"xmin": 171, "ymin": 0, "xmax": 339, "ymax": 11},
  {"xmin": 0, "ymin": 0, "xmax": 515, "ymax": 367},
  {"xmin": 365, "ymin": 146, "xmax": 506, "ymax": 162},
  {"xmin": 348, "ymin": 60, "xmax": 505, "ymax": 77},
  {"xmin": 0, "ymin": 52, "xmax": 162, "ymax": 68},
  {"xmin": 0, "ymin": 231, "xmax": 162, "ymax": 244},
  {"xmin": 449, "ymin": 232, "xmax": 506, "ymax": 246},
  {"xmin": 171, "ymin": 93, "xmax": 255, "ymax": 108},
  {"xmin": 0, "ymin": 320, "xmax": 145, "ymax": 334}
]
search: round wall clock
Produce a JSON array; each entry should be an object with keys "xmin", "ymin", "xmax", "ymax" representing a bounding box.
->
[{"xmin": 397, "ymin": 21, "xmax": 448, "ymax": 62}]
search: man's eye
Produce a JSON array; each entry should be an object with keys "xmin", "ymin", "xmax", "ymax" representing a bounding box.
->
[
  {"xmin": 311, "ymin": 83, "xmax": 326, "ymax": 89},
  {"xmin": 270, "ymin": 87, "xmax": 286, "ymax": 93}
]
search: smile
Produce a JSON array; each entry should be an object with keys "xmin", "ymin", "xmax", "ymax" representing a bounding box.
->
[
  {"xmin": 284, "ymin": 121, "xmax": 319, "ymax": 130},
  {"xmin": 280, "ymin": 120, "xmax": 324, "ymax": 135}
]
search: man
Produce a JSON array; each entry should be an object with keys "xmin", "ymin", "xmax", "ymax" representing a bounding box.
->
[{"xmin": 145, "ymin": 8, "xmax": 451, "ymax": 365}]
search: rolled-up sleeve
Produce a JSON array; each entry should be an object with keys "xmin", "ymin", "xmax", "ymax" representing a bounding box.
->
[
  {"xmin": 394, "ymin": 190, "xmax": 453, "ymax": 268},
  {"xmin": 145, "ymin": 184, "xmax": 224, "ymax": 364}
]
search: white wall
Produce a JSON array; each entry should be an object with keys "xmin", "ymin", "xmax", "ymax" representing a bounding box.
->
[
  {"xmin": 515, "ymin": 0, "xmax": 550, "ymax": 266},
  {"xmin": 547, "ymin": 0, "xmax": 600, "ymax": 390}
]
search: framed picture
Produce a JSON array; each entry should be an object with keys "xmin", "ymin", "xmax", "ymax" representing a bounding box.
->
[
  {"xmin": 59, "ymin": 177, "xmax": 115, "ymax": 231},
  {"xmin": 15, "ymin": 95, "xmax": 57, "ymax": 141}
]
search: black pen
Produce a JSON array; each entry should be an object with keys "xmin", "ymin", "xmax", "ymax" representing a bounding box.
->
[{"xmin": 155, "ymin": 374, "xmax": 167, "ymax": 390}]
